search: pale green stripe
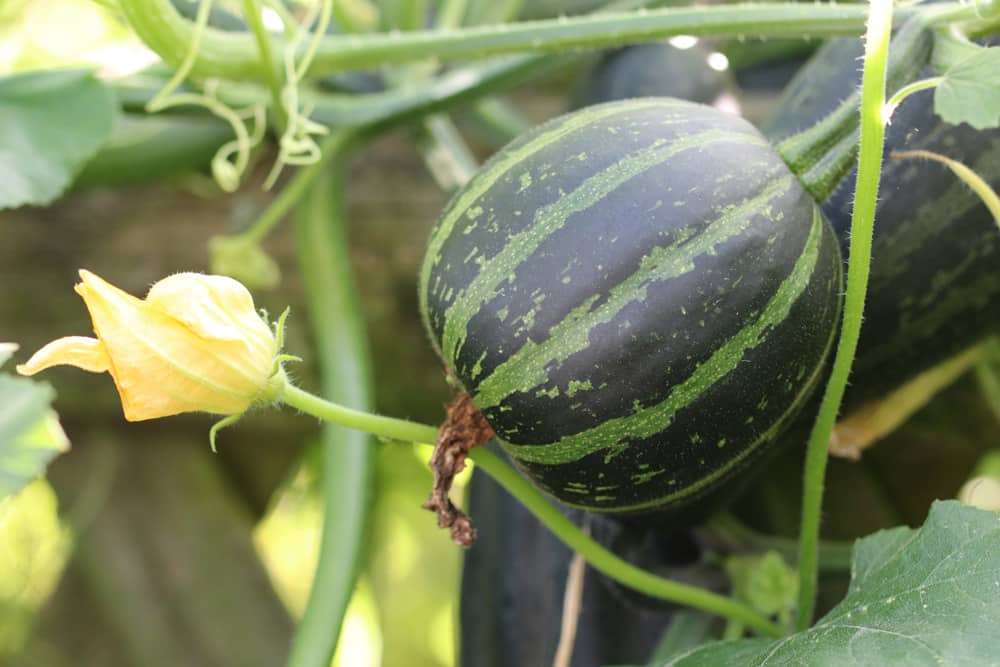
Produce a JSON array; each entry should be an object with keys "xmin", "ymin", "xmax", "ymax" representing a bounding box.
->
[
  {"xmin": 560, "ymin": 283, "xmax": 837, "ymax": 514},
  {"xmin": 504, "ymin": 207, "xmax": 826, "ymax": 466},
  {"xmin": 418, "ymin": 99, "xmax": 687, "ymax": 307},
  {"xmin": 441, "ymin": 127, "xmax": 769, "ymax": 369},
  {"xmin": 472, "ymin": 170, "xmax": 796, "ymax": 410}
]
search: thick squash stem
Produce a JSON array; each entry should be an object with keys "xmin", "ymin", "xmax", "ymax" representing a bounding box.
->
[
  {"xmin": 776, "ymin": 17, "xmax": 932, "ymax": 202},
  {"xmin": 119, "ymin": 0, "xmax": 967, "ymax": 80}
]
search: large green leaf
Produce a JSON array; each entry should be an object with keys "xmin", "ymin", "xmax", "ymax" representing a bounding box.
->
[
  {"xmin": 668, "ymin": 501, "xmax": 1000, "ymax": 666},
  {"xmin": 0, "ymin": 346, "xmax": 68, "ymax": 501},
  {"xmin": 0, "ymin": 68, "xmax": 115, "ymax": 209},
  {"xmin": 935, "ymin": 47, "xmax": 1000, "ymax": 130}
]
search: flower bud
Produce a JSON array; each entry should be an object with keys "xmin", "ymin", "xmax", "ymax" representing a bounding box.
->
[{"xmin": 17, "ymin": 270, "xmax": 284, "ymax": 421}]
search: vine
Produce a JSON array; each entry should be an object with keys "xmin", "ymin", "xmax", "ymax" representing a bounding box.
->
[
  {"xmin": 796, "ymin": 0, "xmax": 895, "ymax": 630},
  {"xmin": 119, "ymin": 0, "xmax": 997, "ymax": 80}
]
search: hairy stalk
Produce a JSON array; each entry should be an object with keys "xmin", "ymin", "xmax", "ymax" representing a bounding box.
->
[
  {"xmin": 119, "ymin": 0, "xmax": 983, "ymax": 80},
  {"xmin": 796, "ymin": 0, "xmax": 894, "ymax": 631},
  {"xmin": 884, "ymin": 76, "xmax": 943, "ymax": 119},
  {"xmin": 776, "ymin": 16, "xmax": 931, "ymax": 201}
]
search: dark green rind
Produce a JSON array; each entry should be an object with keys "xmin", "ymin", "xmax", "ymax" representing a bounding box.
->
[
  {"xmin": 572, "ymin": 42, "xmax": 728, "ymax": 110},
  {"xmin": 420, "ymin": 99, "xmax": 843, "ymax": 512},
  {"xmin": 766, "ymin": 35, "xmax": 1000, "ymax": 410},
  {"xmin": 507, "ymin": 210, "xmax": 841, "ymax": 513}
]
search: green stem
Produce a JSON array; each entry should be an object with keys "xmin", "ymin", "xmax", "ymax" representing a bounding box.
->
[
  {"xmin": 705, "ymin": 516, "xmax": 854, "ymax": 573},
  {"xmin": 281, "ymin": 384, "xmax": 440, "ymax": 444},
  {"xmin": 288, "ymin": 149, "xmax": 376, "ymax": 667},
  {"xmin": 884, "ymin": 76, "xmax": 943, "ymax": 119},
  {"xmin": 722, "ymin": 619, "xmax": 745, "ymax": 641},
  {"xmin": 279, "ymin": 383, "xmax": 781, "ymax": 637},
  {"xmin": 240, "ymin": 0, "xmax": 287, "ymax": 129},
  {"xmin": 333, "ymin": 0, "xmax": 377, "ymax": 32},
  {"xmin": 436, "ymin": 0, "xmax": 468, "ymax": 28},
  {"xmin": 119, "ymin": 0, "xmax": 980, "ymax": 80},
  {"xmin": 891, "ymin": 149, "xmax": 1000, "ymax": 229},
  {"xmin": 495, "ymin": 0, "xmax": 526, "ymax": 23},
  {"xmin": 796, "ymin": 0, "xmax": 893, "ymax": 632},
  {"xmin": 469, "ymin": 97, "xmax": 531, "ymax": 146},
  {"xmin": 975, "ymin": 340, "xmax": 1000, "ymax": 425},
  {"xmin": 416, "ymin": 113, "xmax": 478, "ymax": 192},
  {"xmin": 468, "ymin": 447, "xmax": 782, "ymax": 638},
  {"xmin": 114, "ymin": 52, "xmax": 567, "ymax": 133}
]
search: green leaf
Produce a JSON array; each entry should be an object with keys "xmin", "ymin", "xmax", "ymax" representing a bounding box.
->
[
  {"xmin": 0, "ymin": 373, "xmax": 68, "ymax": 502},
  {"xmin": 935, "ymin": 48, "xmax": 1000, "ymax": 130},
  {"xmin": 664, "ymin": 638, "xmax": 773, "ymax": 666},
  {"xmin": 726, "ymin": 551, "xmax": 798, "ymax": 620},
  {"xmin": 667, "ymin": 501, "xmax": 1000, "ymax": 666},
  {"xmin": 0, "ymin": 68, "xmax": 116, "ymax": 209}
]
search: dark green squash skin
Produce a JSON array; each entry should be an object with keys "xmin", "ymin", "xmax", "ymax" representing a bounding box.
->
[
  {"xmin": 420, "ymin": 99, "xmax": 843, "ymax": 513},
  {"xmin": 572, "ymin": 42, "xmax": 729, "ymax": 110},
  {"xmin": 766, "ymin": 37, "xmax": 1000, "ymax": 410}
]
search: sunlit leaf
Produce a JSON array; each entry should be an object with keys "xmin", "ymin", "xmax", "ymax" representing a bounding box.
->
[
  {"xmin": 668, "ymin": 501, "xmax": 1000, "ymax": 665},
  {"xmin": 0, "ymin": 373, "xmax": 68, "ymax": 502},
  {"xmin": 0, "ymin": 68, "xmax": 115, "ymax": 209},
  {"xmin": 935, "ymin": 47, "xmax": 1000, "ymax": 129}
]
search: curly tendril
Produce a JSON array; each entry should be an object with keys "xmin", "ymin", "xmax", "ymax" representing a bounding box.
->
[
  {"xmin": 146, "ymin": 0, "xmax": 264, "ymax": 192},
  {"xmin": 264, "ymin": 0, "xmax": 334, "ymax": 189}
]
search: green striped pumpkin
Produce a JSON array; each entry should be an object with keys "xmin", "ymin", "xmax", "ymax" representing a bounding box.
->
[{"xmin": 419, "ymin": 99, "xmax": 843, "ymax": 513}]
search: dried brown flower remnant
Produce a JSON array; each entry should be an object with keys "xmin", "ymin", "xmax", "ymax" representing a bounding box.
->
[{"xmin": 423, "ymin": 393, "xmax": 495, "ymax": 548}]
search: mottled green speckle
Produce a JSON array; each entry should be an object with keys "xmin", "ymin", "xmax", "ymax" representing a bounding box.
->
[
  {"xmin": 632, "ymin": 469, "xmax": 666, "ymax": 485},
  {"xmin": 518, "ymin": 171, "xmax": 533, "ymax": 192}
]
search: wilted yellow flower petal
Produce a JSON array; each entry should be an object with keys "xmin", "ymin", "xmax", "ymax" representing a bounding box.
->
[
  {"xmin": 17, "ymin": 270, "xmax": 283, "ymax": 422},
  {"xmin": 16, "ymin": 336, "xmax": 110, "ymax": 375}
]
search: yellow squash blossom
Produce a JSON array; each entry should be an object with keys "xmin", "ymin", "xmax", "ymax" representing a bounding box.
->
[{"xmin": 17, "ymin": 270, "xmax": 285, "ymax": 421}]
